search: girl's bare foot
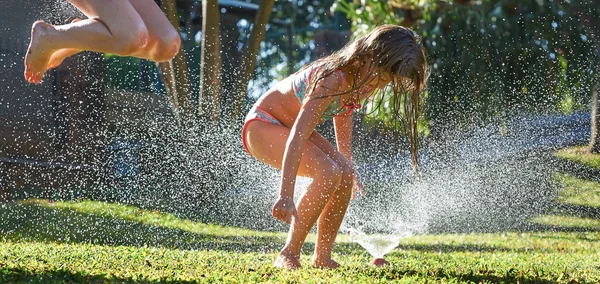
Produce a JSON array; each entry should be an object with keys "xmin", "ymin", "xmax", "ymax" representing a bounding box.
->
[
  {"xmin": 310, "ymin": 257, "xmax": 340, "ymax": 269},
  {"xmin": 47, "ymin": 48, "xmax": 79, "ymax": 69},
  {"xmin": 24, "ymin": 20, "xmax": 57, "ymax": 84},
  {"xmin": 47, "ymin": 19, "xmax": 83, "ymax": 70},
  {"xmin": 274, "ymin": 253, "xmax": 301, "ymax": 270}
]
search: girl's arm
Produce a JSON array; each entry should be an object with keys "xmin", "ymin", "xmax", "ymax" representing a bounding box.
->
[
  {"xmin": 333, "ymin": 113, "xmax": 364, "ymax": 199},
  {"xmin": 333, "ymin": 114, "xmax": 353, "ymax": 162},
  {"xmin": 280, "ymin": 78, "xmax": 339, "ymax": 197},
  {"xmin": 274, "ymin": 75, "xmax": 341, "ymax": 224}
]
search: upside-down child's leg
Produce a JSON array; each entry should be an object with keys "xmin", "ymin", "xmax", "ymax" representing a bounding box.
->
[
  {"xmin": 47, "ymin": 47, "xmax": 80, "ymax": 69},
  {"xmin": 25, "ymin": 0, "xmax": 180, "ymax": 84},
  {"xmin": 24, "ymin": 0, "xmax": 148, "ymax": 84},
  {"xmin": 46, "ymin": 19, "xmax": 83, "ymax": 70},
  {"xmin": 127, "ymin": 0, "xmax": 181, "ymax": 62}
]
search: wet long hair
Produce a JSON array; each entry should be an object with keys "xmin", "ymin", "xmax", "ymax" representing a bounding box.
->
[{"xmin": 300, "ymin": 25, "xmax": 429, "ymax": 171}]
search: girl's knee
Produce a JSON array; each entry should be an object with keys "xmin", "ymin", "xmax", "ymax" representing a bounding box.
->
[
  {"xmin": 338, "ymin": 165, "xmax": 355, "ymax": 193},
  {"xmin": 114, "ymin": 25, "xmax": 149, "ymax": 56},
  {"xmin": 166, "ymin": 31, "xmax": 182, "ymax": 58},
  {"xmin": 148, "ymin": 31, "xmax": 181, "ymax": 62},
  {"xmin": 318, "ymin": 164, "xmax": 343, "ymax": 193}
]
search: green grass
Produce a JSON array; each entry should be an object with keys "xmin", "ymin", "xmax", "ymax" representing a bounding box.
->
[
  {"xmin": 1, "ymin": 145, "xmax": 600, "ymax": 283},
  {"xmin": 552, "ymin": 173, "xmax": 600, "ymax": 208},
  {"xmin": 531, "ymin": 215, "xmax": 600, "ymax": 229},
  {"xmin": 554, "ymin": 146, "xmax": 600, "ymax": 171},
  {"xmin": 531, "ymin": 147, "xmax": 600, "ymax": 234},
  {"xmin": 1, "ymin": 199, "xmax": 600, "ymax": 283}
]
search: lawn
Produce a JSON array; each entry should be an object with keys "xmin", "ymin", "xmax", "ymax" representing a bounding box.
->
[{"xmin": 1, "ymin": 146, "xmax": 599, "ymax": 283}]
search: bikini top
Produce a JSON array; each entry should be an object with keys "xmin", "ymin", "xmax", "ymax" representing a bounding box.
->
[{"xmin": 291, "ymin": 64, "xmax": 372, "ymax": 122}]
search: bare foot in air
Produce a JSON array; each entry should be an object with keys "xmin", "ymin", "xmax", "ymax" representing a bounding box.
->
[
  {"xmin": 24, "ymin": 20, "xmax": 57, "ymax": 84},
  {"xmin": 46, "ymin": 48, "xmax": 79, "ymax": 69},
  {"xmin": 311, "ymin": 257, "xmax": 340, "ymax": 269},
  {"xmin": 274, "ymin": 253, "xmax": 301, "ymax": 270},
  {"xmin": 47, "ymin": 19, "xmax": 82, "ymax": 70}
]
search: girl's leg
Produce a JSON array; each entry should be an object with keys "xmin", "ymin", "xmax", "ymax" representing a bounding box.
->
[
  {"xmin": 45, "ymin": 0, "xmax": 180, "ymax": 73},
  {"xmin": 244, "ymin": 121, "xmax": 353, "ymax": 270},
  {"xmin": 312, "ymin": 167, "xmax": 353, "ymax": 268},
  {"xmin": 25, "ymin": 0, "xmax": 180, "ymax": 84},
  {"xmin": 305, "ymin": 133, "xmax": 354, "ymax": 268},
  {"xmin": 127, "ymin": 0, "xmax": 181, "ymax": 62},
  {"xmin": 25, "ymin": 1, "xmax": 148, "ymax": 83},
  {"xmin": 46, "ymin": 19, "xmax": 83, "ymax": 70}
]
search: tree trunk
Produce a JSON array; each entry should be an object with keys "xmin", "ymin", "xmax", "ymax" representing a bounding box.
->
[
  {"xmin": 589, "ymin": 17, "xmax": 600, "ymax": 153},
  {"xmin": 576, "ymin": 0, "xmax": 600, "ymax": 153},
  {"xmin": 198, "ymin": 0, "xmax": 222, "ymax": 122},
  {"xmin": 157, "ymin": 61, "xmax": 180, "ymax": 120},
  {"xmin": 158, "ymin": 0, "xmax": 193, "ymax": 127},
  {"xmin": 590, "ymin": 84, "xmax": 600, "ymax": 152},
  {"xmin": 232, "ymin": 0, "xmax": 276, "ymax": 121}
]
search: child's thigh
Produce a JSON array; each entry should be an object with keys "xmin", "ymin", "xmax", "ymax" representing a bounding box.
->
[
  {"xmin": 244, "ymin": 121, "xmax": 339, "ymax": 178},
  {"xmin": 67, "ymin": 0, "xmax": 145, "ymax": 32},
  {"xmin": 308, "ymin": 132, "xmax": 352, "ymax": 170},
  {"xmin": 128, "ymin": 0, "xmax": 176, "ymax": 36}
]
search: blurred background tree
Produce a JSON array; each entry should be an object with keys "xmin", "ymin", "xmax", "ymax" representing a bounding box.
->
[
  {"xmin": 65, "ymin": 0, "xmax": 600, "ymax": 208},
  {"xmin": 101, "ymin": 0, "xmax": 599, "ymax": 140},
  {"xmin": 244, "ymin": 0, "xmax": 350, "ymax": 98},
  {"xmin": 336, "ymin": 0, "xmax": 598, "ymax": 148}
]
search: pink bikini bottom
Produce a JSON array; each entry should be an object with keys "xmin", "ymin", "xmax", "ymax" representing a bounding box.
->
[{"xmin": 241, "ymin": 105, "xmax": 283, "ymax": 156}]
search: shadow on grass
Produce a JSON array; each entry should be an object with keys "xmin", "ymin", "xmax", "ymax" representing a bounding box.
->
[
  {"xmin": 334, "ymin": 231, "xmax": 596, "ymax": 256},
  {"xmin": 0, "ymin": 267, "xmax": 200, "ymax": 284},
  {"xmin": 521, "ymin": 221, "xmax": 600, "ymax": 234},
  {"xmin": 364, "ymin": 266, "xmax": 558, "ymax": 284},
  {"xmin": 552, "ymin": 153, "xmax": 600, "ymax": 183},
  {"xmin": 553, "ymin": 203, "xmax": 600, "ymax": 219},
  {"xmin": 334, "ymin": 241, "xmax": 537, "ymax": 254},
  {"xmin": 2, "ymin": 263, "xmax": 561, "ymax": 284},
  {"xmin": 0, "ymin": 201, "xmax": 283, "ymax": 253}
]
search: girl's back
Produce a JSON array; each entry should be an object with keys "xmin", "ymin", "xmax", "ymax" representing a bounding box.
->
[
  {"xmin": 253, "ymin": 76, "xmax": 302, "ymax": 128},
  {"xmin": 254, "ymin": 64, "xmax": 354, "ymax": 127}
]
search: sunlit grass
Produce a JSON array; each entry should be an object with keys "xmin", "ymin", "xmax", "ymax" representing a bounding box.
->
[
  {"xmin": 1, "ymin": 199, "xmax": 600, "ymax": 283},
  {"xmin": 2, "ymin": 146, "xmax": 600, "ymax": 282},
  {"xmin": 531, "ymin": 214, "xmax": 600, "ymax": 229},
  {"xmin": 555, "ymin": 146, "xmax": 600, "ymax": 171},
  {"xmin": 552, "ymin": 173, "xmax": 600, "ymax": 208},
  {"xmin": 25, "ymin": 199, "xmax": 279, "ymax": 238},
  {"xmin": 529, "ymin": 146, "xmax": 600, "ymax": 231}
]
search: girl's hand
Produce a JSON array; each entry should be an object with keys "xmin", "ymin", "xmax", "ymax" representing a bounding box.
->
[
  {"xmin": 272, "ymin": 197, "xmax": 299, "ymax": 224},
  {"xmin": 352, "ymin": 172, "xmax": 365, "ymax": 200}
]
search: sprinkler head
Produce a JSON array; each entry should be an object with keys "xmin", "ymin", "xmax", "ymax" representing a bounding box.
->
[{"xmin": 369, "ymin": 257, "xmax": 389, "ymax": 267}]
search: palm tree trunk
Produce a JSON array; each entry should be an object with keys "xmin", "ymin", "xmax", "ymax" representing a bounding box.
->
[
  {"xmin": 198, "ymin": 0, "xmax": 222, "ymax": 122},
  {"xmin": 577, "ymin": 0, "xmax": 600, "ymax": 153},
  {"xmin": 590, "ymin": 83, "xmax": 600, "ymax": 152},
  {"xmin": 232, "ymin": 0, "xmax": 276, "ymax": 121},
  {"xmin": 157, "ymin": 0, "xmax": 193, "ymax": 127}
]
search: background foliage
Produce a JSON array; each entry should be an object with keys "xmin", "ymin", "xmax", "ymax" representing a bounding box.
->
[
  {"xmin": 82, "ymin": 0, "xmax": 600, "ymax": 204},
  {"xmin": 337, "ymin": 0, "xmax": 598, "ymax": 134}
]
